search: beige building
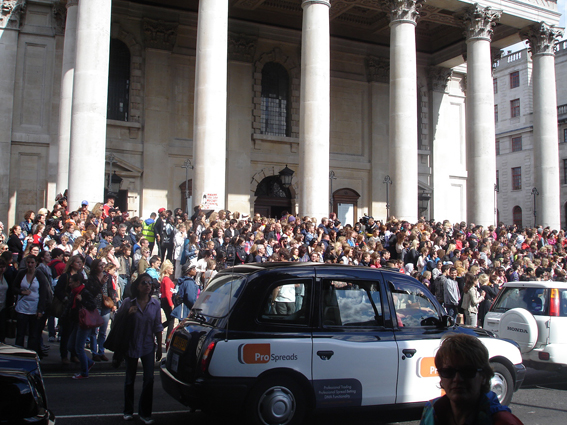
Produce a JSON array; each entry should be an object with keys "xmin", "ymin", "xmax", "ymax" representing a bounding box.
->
[
  {"xmin": 0, "ymin": 0, "xmax": 563, "ymax": 228},
  {"xmin": 494, "ymin": 40, "xmax": 567, "ymax": 228}
]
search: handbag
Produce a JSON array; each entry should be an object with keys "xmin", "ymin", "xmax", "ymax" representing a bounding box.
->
[
  {"xmin": 49, "ymin": 296, "xmax": 67, "ymax": 318},
  {"xmin": 79, "ymin": 307, "xmax": 105, "ymax": 330},
  {"xmin": 103, "ymin": 295, "xmax": 115, "ymax": 309},
  {"xmin": 101, "ymin": 284, "xmax": 115, "ymax": 309}
]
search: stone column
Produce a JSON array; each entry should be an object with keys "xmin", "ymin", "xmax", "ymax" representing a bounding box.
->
[
  {"xmin": 56, "ymin": 0, "xmax": 78, "ymax": 194},
  {"xmin": 521, "ymin": 23, "xmax": 563, "ymax": 229},
  {"xmin": 192, "ymin": 0, "xmax": 228, "ymax": 211},
  {"xmin": 299, "ymin": 0, "xmax": 330, "ymax": 220},
  {"xmin": 0, "ymin": 0, "xmax": 25, "ymax": 224},
  {"xmin": 388, "ymin": 0, "xmax": 422, "ymax": 223},
  {"xmin": 460, "ymin": 5, "xmax": 501, "ymax": 227},
  {"xmin": 67, "ymin": 0, "xmax": 112, "ymax": 209}
]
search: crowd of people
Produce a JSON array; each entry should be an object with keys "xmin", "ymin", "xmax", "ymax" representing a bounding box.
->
[
  {"xmin": 1, "ymin": 192, "xmax": 565, "ymax": 360},
  {"xmin": 2, "ymin": 191, "xmax": 560, "ymax": 423}
]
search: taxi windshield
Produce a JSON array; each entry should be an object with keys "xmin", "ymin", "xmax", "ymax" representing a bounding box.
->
[{"xmin": 192, "ymin": 273, "xmax": 246, "ymax": 318}]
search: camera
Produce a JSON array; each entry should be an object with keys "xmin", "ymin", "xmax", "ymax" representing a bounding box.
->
[{"xmin": 359, "ymin": 215, "xmax": 373, "ymax": 226}]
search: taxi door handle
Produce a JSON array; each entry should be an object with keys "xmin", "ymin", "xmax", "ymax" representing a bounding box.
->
[
  {"xmin": 402, "ymin": 349, "xmax": 416, "ymax": 359},
  {"xmin": 317, "ymin": 350, "xmax": 334, "ymax": 360}
]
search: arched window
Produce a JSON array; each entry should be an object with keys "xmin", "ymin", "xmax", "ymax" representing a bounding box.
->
[
  {"xmin": 512, "ymin": 206, "xmax": 522, "ymax": 228},
  {"xmin": 261, "ymin": 62, "xmax": 289, "ymax": 137},
  {"xmin": 107, "ymin": 39, "xmax": 131, "ymax": 121}
]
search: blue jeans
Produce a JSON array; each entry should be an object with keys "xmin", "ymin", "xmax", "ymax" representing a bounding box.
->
[
  {"xmin": 68, "ymin": 323, "xmax": 94, "ymax": 376},
  {"xmin": 445, "ymin": 304, "xmax": 459, "ymax": 320},
  {"xmin": 90, "ymin": 309, "xmax": 111, "ymax": 356},
  {"xmin": 124, "ymin": 351, "xmax": 155, "ymax": 417}
]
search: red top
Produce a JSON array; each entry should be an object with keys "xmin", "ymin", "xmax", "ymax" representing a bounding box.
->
[{"xmin": 160, "ymin": 276, "xmax": 175, "ymax": 308}]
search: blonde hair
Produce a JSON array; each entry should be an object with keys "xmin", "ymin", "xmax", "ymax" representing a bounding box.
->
[{"xmin": 159, "ymin": 259, "xmax": 174, "ymax": 282}]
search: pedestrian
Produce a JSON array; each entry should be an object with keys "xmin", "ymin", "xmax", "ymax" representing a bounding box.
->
[
  {"xmin": 120, "ymin": 273, "xmax": 163, "ymax": 423},
  {"xmin": 67, "ymin": 273, "xmax": 97, "ymax": 379},
  {"xmin": 13, "ymin": 254, "xmax": 50, "ymax": 358},
  {"xmin": 420, "ymin": 333, "xmax": 524, "ymax": 425},
  {"xmin": 461, "ymin": 273, "xmax": 485, "ymax": 327}
]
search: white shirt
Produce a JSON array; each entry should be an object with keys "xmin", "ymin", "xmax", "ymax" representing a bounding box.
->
[{"xmin": 15, "ymin": 275, "xmax": 40, "ymax": 315}]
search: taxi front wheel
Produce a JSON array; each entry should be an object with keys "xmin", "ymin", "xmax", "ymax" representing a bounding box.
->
[
  {"xmin": 490, "ymin": 362, "xmax": 513, "ymax": 406},
  {"xmin": 246, "ymin": 375, "xmax": 307, "ymax": 425}
]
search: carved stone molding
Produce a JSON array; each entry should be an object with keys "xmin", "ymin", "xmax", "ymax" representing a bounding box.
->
[
  {"xmin": 459, "ymin": 75, "xmax": 467, "ymax": 95},
  {"xmin": 0, "ymin": 0, "xmax": 26, "ymax": 30},
  {"xmin": 52, "ymin": 1, "xmax": 66, "ymax": 35},
  {"xmin": 365, "ymin": 56, "xmax": 389, "ymax": 83},
  {"xmin": 458, "ymin": 4, "xmax": 501, "ymax": 42},
  {"xmin": 427, "ymin": 66, "xmax": 453, "ymax": 93},
  {"xmin": 142, "ymin": 18, "xmax": 178, "ymax": 51},
  {"xmin": 228, "ymin": 33, "xmax": 257, "ymax": 62},
  {"xmin": 301, "ymin": 0, "xmax": 331, "ymax": 7},
  {"xmin": 387, "ymin": 0, "xmax": 424, "ymax": 25},
  {"xmin": 233, "ymin": 0, "xmax": 266, "ymax": 10},
  {"xmin": 520, "ymin": 22, "xmax": 564, "ymax": 56}
]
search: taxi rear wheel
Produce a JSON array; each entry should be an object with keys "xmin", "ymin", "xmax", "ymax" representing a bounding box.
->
[
  {"xmin": 490, "ymin": 362, "xmax": 513, "ymax": 406},
  {"xmin": 246, "ymin": 375, "xmax": 306, "ymax": 425}
]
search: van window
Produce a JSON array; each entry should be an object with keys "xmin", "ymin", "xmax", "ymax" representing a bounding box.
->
[
  {"xmin": 193, "ymin": 274, "xmax": 246, "ymax": 318},
  {"xmin": 492, "ymin": 287, "xmax": 549, "ymax": 316},
  {"xmin": 321, "ymin": 280, "xmax": 383, "ymax": 327}
]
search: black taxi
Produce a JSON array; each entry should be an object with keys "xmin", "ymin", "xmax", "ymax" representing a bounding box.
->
[{"xmin": 160, "ymin": 263, "xmax": 525, "ymax": 425}]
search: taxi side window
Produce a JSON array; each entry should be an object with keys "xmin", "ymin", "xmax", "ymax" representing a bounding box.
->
[
  {"xmin": 322, "ymin": 280, "xmax": 383, "ymax": 327},
  {"xmin": 388, "ymin": 280, "xmax": 440, "ymax": 327},
  {"xmin": 259, "ymin": 280, "xmax": 310, "ymax": 325}
]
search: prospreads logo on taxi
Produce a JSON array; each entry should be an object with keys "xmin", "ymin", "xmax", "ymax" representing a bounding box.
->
[{"xmin": 238, "ymin": 343, "xmax": 298, "ymax": 364}]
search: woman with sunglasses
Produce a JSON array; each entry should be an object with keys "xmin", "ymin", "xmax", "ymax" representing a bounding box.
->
[{"xmin": 420, "ymin": 333, "xmax": 523, "ymax": 425}]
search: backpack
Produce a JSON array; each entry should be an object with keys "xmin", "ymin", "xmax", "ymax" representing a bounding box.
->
[
  {"xmin": 177, "ymin": 277, "xmax": 199, "ymax": 308},
  {"xmin": 226, "ymin": 245, "xmax": 236, "ymax": 267},
  {"xmin": 49, "ymin": 259, "xmax": 64, "ymax": 279}
]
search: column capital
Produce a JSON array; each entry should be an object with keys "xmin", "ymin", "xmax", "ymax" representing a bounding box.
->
[
  {"xmin": 301, "ymin": 0, "xmax": 330, "ymax": 8},
  {"xmin": 458, "ymin": 4, "xmax": 501, "ymax": 42},
  {"xmin": 427, "ymin": 66, "xmax": 453, "ymax": 93},
  {"xmin": 388, "ymin": 0, "xmax": 424, "ymax": 26},
  {"xmin": 67, "ymin": 0, "xmax": 79, "ymax": 7},
  {"xmin": 0, "ymin": 0, "xmax": 26, "ymax": 30},
  {"xmin": 520, "ymin": 22, "xmax": 564, "ymax": 56},
  {"xmin": 142, "ymin": 18, "xmax": 178, "ymax": 51},
  {"xmin": 365, "ymin": 56, "xmax": 389, "ymax": 83}
]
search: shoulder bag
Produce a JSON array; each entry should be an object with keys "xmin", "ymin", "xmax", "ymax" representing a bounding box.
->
[{"xmin": 79, "ymin": 307, "xmax": 105, "ymax": 330}]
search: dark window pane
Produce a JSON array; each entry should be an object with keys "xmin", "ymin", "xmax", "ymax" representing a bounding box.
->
[
  {"xmin": 512, "ymin": 167, "xmax": 521, "ymax": 190},
  {"xmin": 512, "ymin": 136, "xmax": 522, "ymax": 152},
  {"xmin": 107, "ymin": 39, "xmax": 130, "ymax": 121},
  {"xmin": 510, "ymin": 71, "xmax": 520, "ymax": 89},
  {"xmin": 261, "ymin": 62, "xmax": 289, "ymax": 137}
]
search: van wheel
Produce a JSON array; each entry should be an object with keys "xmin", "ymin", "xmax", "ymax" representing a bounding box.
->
[
  {"xmin": 246, "ymin": 375, "xmax": 306, "ymax": 425},
  {"xmin": 490, "ymin": 362, "xmax": 513, "ymax": 406}
]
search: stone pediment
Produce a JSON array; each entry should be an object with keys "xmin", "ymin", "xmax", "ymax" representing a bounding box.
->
[{"xmin": 105, "ymin": 155, "xmax": 143, "ymax": 179}]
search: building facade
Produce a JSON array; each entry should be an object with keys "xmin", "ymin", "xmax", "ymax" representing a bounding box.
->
[
  {"xmin": 494, "ymin": 40, "xmax": 567, "ymax": 229},
  {"xmin": 0, "ymin": 0, "xmax": 562, "ymax": 228}
]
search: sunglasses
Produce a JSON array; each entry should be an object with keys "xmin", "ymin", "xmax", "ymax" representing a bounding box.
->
[
  {"xmin": 438, "ymin": 367, "xmax": 482, "ymax": 380},
  {"xmin": 140, "ymin": 281, "xmax": 152, "ymax": 286}
]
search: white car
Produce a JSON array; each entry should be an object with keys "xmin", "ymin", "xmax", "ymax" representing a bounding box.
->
[
  {"xmin": 161, "ymin": 263, "xmax": 526, "ymax": 424},
  {"xmin": 484, "ymin": 280, "xmax": 567, "ymax": 370}
]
